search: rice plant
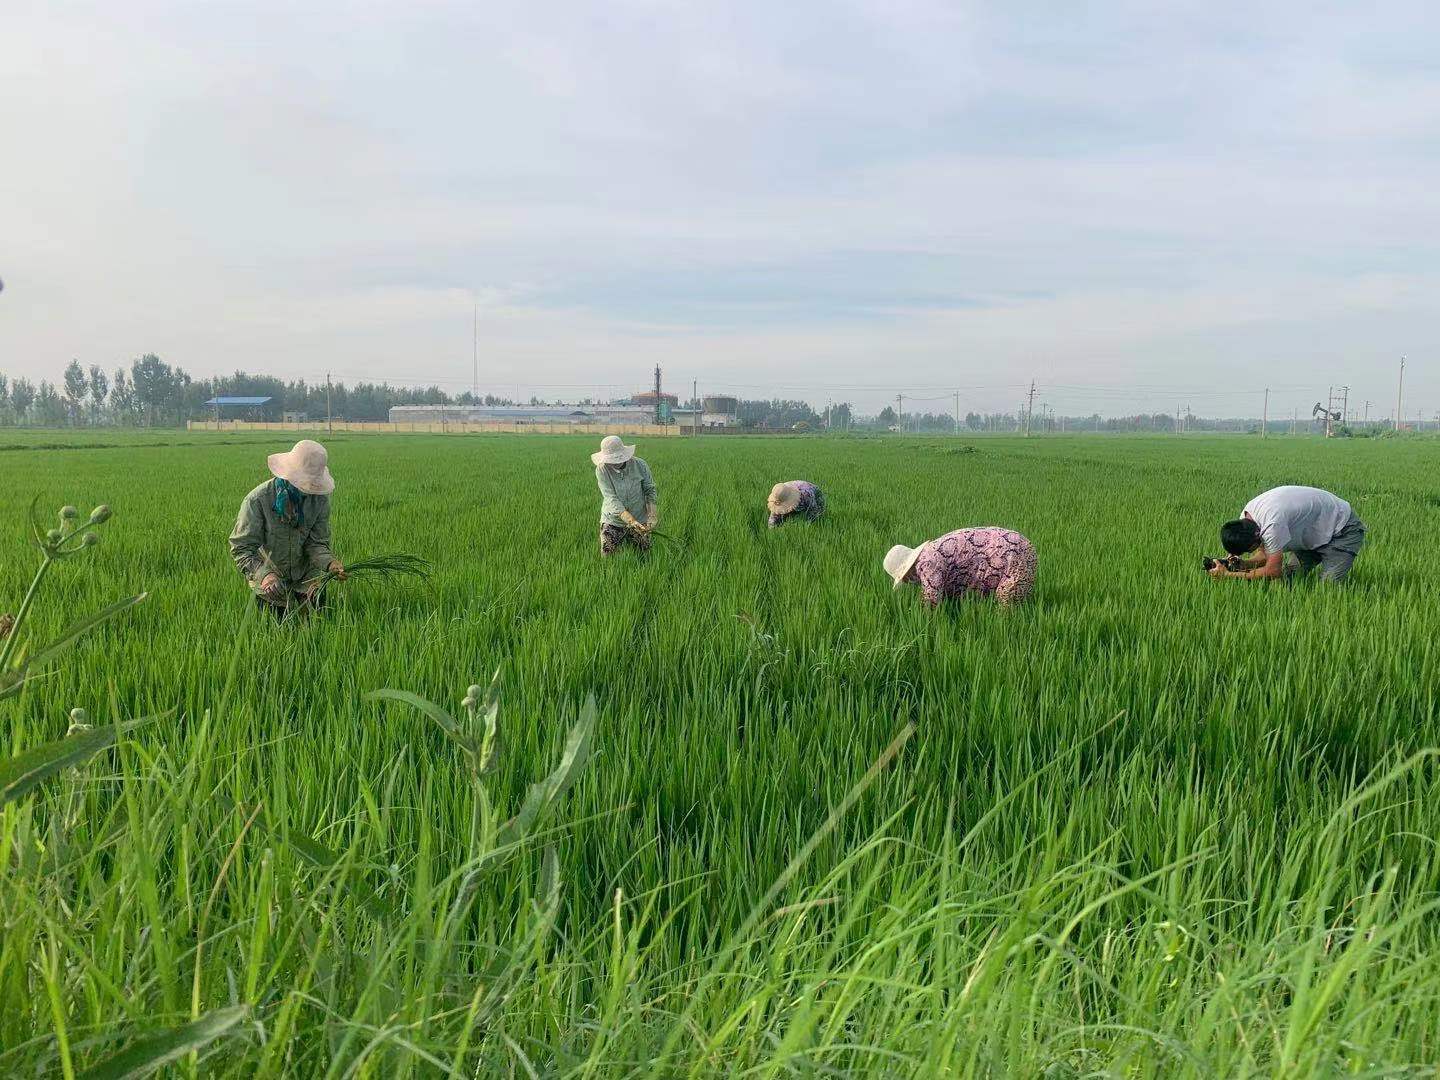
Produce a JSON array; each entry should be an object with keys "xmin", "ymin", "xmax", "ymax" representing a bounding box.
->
[
  {"xmin": 3, "ymin": 431, "xmax": 1440, "ymax": 1075},
  {"xmin": 311, "ymin": 551, "xmax": 431, "ymax": 600}
]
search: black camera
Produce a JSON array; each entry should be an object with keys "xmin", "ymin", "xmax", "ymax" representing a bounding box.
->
[{"xmin": 1202, "ymin": 555, "xmax": 1246, "ymax": 572}]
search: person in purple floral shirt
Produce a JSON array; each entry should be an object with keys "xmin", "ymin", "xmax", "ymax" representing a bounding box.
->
[
  {"xmin": 767, "ymin": 481, "xmax": 826, "ymax": 527},
  {"xmin": 883, "ymin": 527, "xmax": 1037, "ymax": 606}
]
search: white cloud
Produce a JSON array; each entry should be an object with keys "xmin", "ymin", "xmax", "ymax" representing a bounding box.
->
[{"xmin": 1, "ymin": 0, "xmax": 1437, "ymax": 416}]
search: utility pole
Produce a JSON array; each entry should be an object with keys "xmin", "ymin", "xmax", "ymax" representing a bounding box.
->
[
  {"xmin": 954, "ymin": 391, "xmax": 960, "ymax": 435},
  {"xmin": 472, "ymin": 301, "xmax": 479, "ymax": 401},
  {"xmin": 326, "ymin": 371, "xmax": 333, "ymax": 436},
  {"xmin": 1262, "ymin": 387, "xmax": 1269, "ymax": 438},
  {"xmin": 1363, "ymin": 400, "xmax": 1371, "ymax": 427},
  {"xmin": 693, "ymin": 379, "xmax": 699, "ymax": 436},
  {"xmin": 896, "ymin": 393, "xmax": 903, "ymax": 433},
  {"xmin": 1396, "ymin": 356, "xmax": 1406, "ymax": 432},
  {"xmin": 653, "ymin": 365, "xmax": 663, "ymax": 425},
  {"xmin": 1025, "ymin": 380, "xmax": 1036, "ymax": 437},
  {"xmin": 1339, "ymin": 386, "xmax": 1349, "ymax": 427}
]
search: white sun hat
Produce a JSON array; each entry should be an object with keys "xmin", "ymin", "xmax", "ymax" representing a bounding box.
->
[
  {"xmin": 591, "ymin": 435, "xmax": 636, "ymax": 466},
  {"xmin": 883, "ymin": 543, "xmax": 925, "ymax": 589},
  {"xmin": 768, "ymin": 482, "xmax": 801, "ymax": 514},
  {"xmin": 267, "ymin": 439, "xmax": 335, "ymax": 495}
]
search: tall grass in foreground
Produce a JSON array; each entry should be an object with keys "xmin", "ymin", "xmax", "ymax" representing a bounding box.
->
[{"xmin": 3, "ymin": 434, "xmax": 1440, "ymax": 1074}]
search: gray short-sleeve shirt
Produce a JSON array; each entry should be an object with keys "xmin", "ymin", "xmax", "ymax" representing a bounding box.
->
[{"xmin": 1243, "ymin": 486, "xmax": 1353, "ymax": 554}]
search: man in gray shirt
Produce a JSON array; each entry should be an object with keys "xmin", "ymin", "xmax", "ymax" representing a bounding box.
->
[{"xmin": 1209, "ymin": 485, "xmax": 1366, "ymax": 582}]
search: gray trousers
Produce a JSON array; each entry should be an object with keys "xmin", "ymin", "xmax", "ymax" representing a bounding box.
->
[{"xmin": 1294, "ymin": 515, "xmax": 1367, "ymax": 581}]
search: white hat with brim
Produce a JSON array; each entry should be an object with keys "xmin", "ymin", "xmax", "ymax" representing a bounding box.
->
[
  {"xmin": 884, "ymin": 543, "xmax": 925, "ymax": 589},
  {"xmin": 268, "ymin": 439, "xmax": 335, "ymax": 495},
  {"xmin": 591, "ymin": 435, "xmax": 636, "ymax": 466},
  {"xmin": 768, "ymin": 482, "xmax": 801, "ymax": 514}
]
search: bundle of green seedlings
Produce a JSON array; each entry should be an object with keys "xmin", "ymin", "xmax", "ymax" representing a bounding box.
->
[
  {"xmin": 314, "ymin": 552, "xmax": 431, "ymax": 594},
  {"xmin": 630, "ymin": 523, "xmax": 688, "ymax": 550}
]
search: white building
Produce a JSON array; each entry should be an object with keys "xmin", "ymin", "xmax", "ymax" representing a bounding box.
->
[
  {"xmin": 701, "ymin": 396, "xmax": 740, "ymax": 428},
  {"xmin": 387, "ymin": 403, "xmax": 701, "ymax": 426}
]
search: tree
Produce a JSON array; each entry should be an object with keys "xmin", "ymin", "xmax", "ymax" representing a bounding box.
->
[
  {"xmin": 737, "ymin": 398, "xmax": 821, "ymax": 430},
  {"xmin": 130, "ymin": 354, "xmax": 177, "ymax": 426},
  {"xmin": 11, "ymin": 378, "xmax": 36, "ymax": 423},
  {"xmin": 36, "ymin": 381, "xmax": 66, "ymax": 425},
  {"xmin": 0, "ymin": 373, "xmax": 8, "ymax": 424},
  {"xmin": 829, "ymin": 402, "xmax": 853, "ymax": 430},
  {"xmin": 62, "ymin": 360, "xmax": 87, "ymax": 425},
  {"xmin": 88, "ymin": 366, "xmax": 108, "ymax": 423},
  {"xmin": 876, "ymin": 405, "xmax": 898, "ymax": 430},
  {"xmin": 109, "ymin": 368, "xmax": 134, "ymax": 424}
]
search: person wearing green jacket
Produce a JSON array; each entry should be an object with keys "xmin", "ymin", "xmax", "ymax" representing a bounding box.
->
[
  {"xmin": 592, "ymin": 435, "xmax": 658, "ymax": 555},
  {"xmin": 229, "ymin": 440, "xmax": 346, "ymax": 614}
]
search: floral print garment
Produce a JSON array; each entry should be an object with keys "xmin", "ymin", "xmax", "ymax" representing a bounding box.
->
[
  {"xmin": 600, "ymin": 522, "xmax": 652, "ymax": 557},
  {"xmin": 913, "ymin": 527, "xmax": 1036, "ymax": 606},
  {"xmin": 768, "ymin": 481, "xmax": 826, "ymax": 527}
]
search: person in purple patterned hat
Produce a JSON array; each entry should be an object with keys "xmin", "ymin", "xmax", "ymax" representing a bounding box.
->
[
  {"xmin": 767, "ymin": 481, "xmax": 826, "ymax": 527},
  {"xmin": 883, "ymin": 527, "xmax": 1037, "ymax": 606}
]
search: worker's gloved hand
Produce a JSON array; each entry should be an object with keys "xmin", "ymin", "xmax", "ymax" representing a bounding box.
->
[
  {"xmin": 259, "ymin": 573, "xmax": 285, "ymax": 600},
  {"xmin": 328, "ymin": 560, "xmax": 347, "ymax": 580}
]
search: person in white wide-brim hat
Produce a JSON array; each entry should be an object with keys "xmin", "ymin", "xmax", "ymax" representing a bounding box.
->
[
  {"xmin": 767, "ymin": 480, "xmax": 826, "ymax": 527},
  {"xmin": 884, "ymin": 527, "xmax": 1037, "ymax": 607},
  {"xmin": 228, "ymin": 439, "xmax": 346, "ymax": 614},
  {"xmin": 592, "ymin": 435, "xmax": 659, "ymax": 556}
]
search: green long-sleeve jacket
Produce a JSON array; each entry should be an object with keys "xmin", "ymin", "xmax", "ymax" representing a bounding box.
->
[
  {"xmin": 228, "ymin": 480, "xmax": 335, "ymax": 592},
  {"xmin": 595, "ymin": 458, "xmax": 658, "ymax": 526}
]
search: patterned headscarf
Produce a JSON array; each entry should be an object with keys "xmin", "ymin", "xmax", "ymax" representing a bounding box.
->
[{"xmin": 273, "ymin": 477, "xmax": 305, "ymax": 526}]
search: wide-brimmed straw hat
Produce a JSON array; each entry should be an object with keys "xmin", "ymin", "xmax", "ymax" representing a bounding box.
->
[
  {"xmin": 768, "ymin": 482, "xmax": 801, "ymax": 514},
  {"xmin": 591, "ymin": 435, "xmax": 636, "ymax": 466},
  {"xmin": 267, "ymin": 439, "xmax": 334, "ymax": 495},
  {"xmin": 883, "ymin": 543, "xmax": 925, "ymax": 589}
]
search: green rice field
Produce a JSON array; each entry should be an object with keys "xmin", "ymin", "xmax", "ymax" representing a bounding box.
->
[{"xmin": 4, "ymin": 431, "xmax": 1440, "ymax": 1076}]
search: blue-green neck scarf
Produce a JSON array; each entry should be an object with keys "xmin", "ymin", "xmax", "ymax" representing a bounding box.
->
[{"xmin": 273, "ymin": 478, "xmax": 305, "ymax": 526}]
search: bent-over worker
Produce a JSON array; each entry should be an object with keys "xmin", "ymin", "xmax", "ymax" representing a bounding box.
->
[
  {"xmin": 1210, "ymin": 485, "xmax": 1366, "ymax": 582},
  {"xmin": 884, "ymin": 527, "xmax": 1037, "ymax": 606},
  {"xmin": 593, "ymin": 435, "xmax": 658, "ymax": 556},
  {"xmin": 767, "ymin": 481, "xmax": 826, "ymax": 527},
  {"xmin": 229, "ymin": 439, "xmax": 345, "ymax": 613}
]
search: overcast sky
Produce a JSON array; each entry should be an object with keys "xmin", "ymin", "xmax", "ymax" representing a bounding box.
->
[{"xmin": 2, "ymin": 1, "xmax": 1437, "ymax": 417}]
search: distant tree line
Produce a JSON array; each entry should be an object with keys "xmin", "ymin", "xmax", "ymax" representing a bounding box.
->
[
  {"xmin": 0, "ymin": 355, "xmax": 1294, "ymax": 433},
  {"xmin": 0, "ymin": 356, "xmax": 520, "ymax": 426}
]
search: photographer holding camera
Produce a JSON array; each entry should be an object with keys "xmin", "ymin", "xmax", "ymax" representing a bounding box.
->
[{"xmin": 1208, "ymin": 485, "xmax": 1366, "ymax": 583}]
